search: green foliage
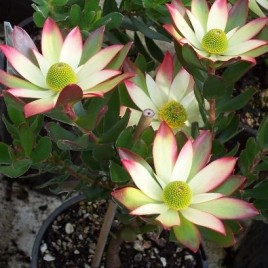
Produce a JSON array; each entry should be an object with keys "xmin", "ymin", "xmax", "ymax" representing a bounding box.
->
[
  {"xmin": 32, "ymin": 0, "xmax": 122, "ymax": 32},
  {"xmin": 0, "ymin": 96, "xmax": 52, "ymax": 178}
]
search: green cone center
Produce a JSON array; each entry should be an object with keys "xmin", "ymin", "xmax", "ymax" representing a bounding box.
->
[
  {"xmin": 46, "ymin": 62, "xmax": 77, "ymax": 91},
  {"xmin": 162, "ymin": 181, "xmax": 192, "ymax": 210},
  {"xmin": 201, "ymin": 29, "xmax": 228, "ymax": 55},
  {"xmin": 159, "ymin": 101, "xmax": 187, "ymax": 129}
]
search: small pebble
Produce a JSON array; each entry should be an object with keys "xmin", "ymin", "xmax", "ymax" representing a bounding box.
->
[
  {"xmin": 74, "ymin": 249, "xmax": 80, "ymax": 254},
  {"xmin": 40, "ymin": 243, "xmax": 47, "ymax": 253},
  {"xmin": 134, "ymin": 240, "xmax": 144, "ymax": 251},
  {"xmin": 43, "ymin": 254, "xmax": 55, "ymax": 262},
  {"xmin": 65, "ymin": 223, "xmax": 74, "ymax": 234},
  {"xmin": 160, "ymin": 257, "xmax": 167, "ymax": 267},
  {"xmin": 134, "ymin": 253, "xmax": 143, "ymax": 262},
  {"xmin": 84, "ymin": 227, "xmax": 90, "ymax": 234}
]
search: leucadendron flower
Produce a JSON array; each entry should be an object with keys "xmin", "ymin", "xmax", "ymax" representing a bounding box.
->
[
  {"xmin": 123, "ymin": 52, "xmax": 205, "ymax": 134},
  {"xmin": 249, "ymin": 0, "xmax": 268, "ymax": 17},
  {"xmin": 0, "ymin": 18, "xmax": 133, "ymax": 117},
  {"xmin": 112, "ymin": 122, "xmax": 258, "ymax": 252},
  {"xmin": 164, "ymin": 0, "xmax": 268, "ymax": 63}
]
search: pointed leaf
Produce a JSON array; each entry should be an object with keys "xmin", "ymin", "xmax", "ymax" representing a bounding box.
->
[
  {"xmin": 256, "ymin": 116, "xmax": 268, "ymax": 149},
  {"xmin": 0, "ymin": 143, "xmax": 12, "ymax": 164},
  {"xmin": 110, "ymin": 160, "xmax": 131, "ymax": 184},
  {"xmin": 18, "ymin": 123, "xmax": 34, "ymax": 157},
  {"xmin": 31, "ymin": 137, "xmax": 52, "ymax": 163},
  {"xmin": 199, "ymin": 224, "xmax": 235, "ymax": 247},
  {"xmin": 203, "ymin": 74, "xmax": 228, "ymax": 100},
  {"xmin": 217, "ymin": 87, "xmax": 256, "ymax": 113}
]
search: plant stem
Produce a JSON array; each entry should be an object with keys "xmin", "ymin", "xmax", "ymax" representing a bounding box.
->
[
  {"xmin": 208, "ymin": 67, "xmax": 216, "ymax": 128},
  {"xmin": 63, "ymin": 104, "xmax": 77, "ymax": 121},
  {"xmin": 91, "ymin": 200, "xmax": 117, "ymax": 268},
  {"xmin": 132, "ymin": 108, "xmax": 155, "ymax": 142},
  {"xmin": 106, "ymin": 235, "xmax": 123, "ymax": 268},
  {"xmin": 209, "ymin": 99, "xmax": 216, "ymax": 126}
]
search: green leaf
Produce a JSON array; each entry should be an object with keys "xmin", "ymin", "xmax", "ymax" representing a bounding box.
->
[
  {"xmin": 134, "ymin": 32, "xmax": 153, "ymax": 62},
  {"xmin": 0, "ymin": 142, "xmax": 12, "ymax": 164},
  {"xmin": 30, "ymin": 115, "xmax": 44, "ymax": 135},
  {"xmin": 175, "ymin": 131, "xmax": 188, "ymax": 153},
  {"xmin": 175, "ymin": 44, "xmax": 206, "ymax": 82},
  {"xmin": 181, "ymin": 44, "xmax": 205, "ymax": 70},
  {"xmin": 256, "ymin": 116, "xmax": 268, "ymax": 149},
  {"xmin": 110, "ymin": 161, "xmax": 130, "ymax": 184},
  {"xmin": 85, "ymin": 0, "xmax": 99, "ymax": 11},
  {"xmin": 213, "ymin": 175, "xmax": 245, "ymax": 195},
  {"xmin": 256, "ymin": 156, "xmax": 268, "ymax": 171},
  {"xmin": 120, "ymin": 227, "xmax": 137, "ymax": 242},
  {"xmin": 45, "ymin": 107, "xmax": 73, "ymax": 125},
  {"xmin": 82, "ymin": 186, "xmax": 109, "ymax": 201},
  {"xmin": 222, "ymin": 60, "xmax": 255, "ymax": 84},
  {"xmin": 2, "ymin": 115, "xmax": 18, "ymax": 137},
  {"xmin": 3, "ymin": 92, "xmax": 24, "ymax": 112},
  {"xmin": 217, "ymin": 87, "xmax": 255, "ymax": 113},
  {"xmin": 33, "ymin": 11, "xmax": 46, "ymax": 28},
  {"xmin": 131, "ymin": 140, "xmax": 148, "ymax": 158},
  {"xmin": 218, "ymin": 115, "xmax": 240, "ymax": 143},
  {"xmin": 18, "ymin": 123, "xmax": 34, "ymax": 157},
  {"xmin": 243, "ymin": 181, "xmax": 268, "ymax": 199},
  {"xmin": 199, "ymin": 224, "xmax": 235, "ymax": 247},
  {"xmin": 81, "ymin": 150, "xmax": 100, "ymax": 170},
  {"xmin": 93, "ymin": 144, "xmax": 115, "ymax": 161},
  {"xmin": 75, "ymin": 98, "xmax": 108, "ymax": 131},
  {"xmin": 103, "ymin": 91, "xmax": 120, "ymax": 132},
  {"xmin": 0, "ymin": 159, "xmax": 31, "ymax": 178},
  {"xmin": 130, "ymin": 17, "xmax": 170, "ymax": 41},
  {"xmin": 57, "ymin": 135, "xmax": 89, "ymax": 151},
  {"xmin": 254, "ymin": 199, "xmax": 268, "ymax": 210},
  {"xmin": 99, "ymin": 109, "xmax": 131, "ymax": 143},
  {"xmin": 50, "ymin": 0, "xmax": 68, "ymax": 6},
  {"xmin": 103, "ymin": 0, "xmax": 119, "ymax": 15},
  {"xmin": 140, "ymin": 127, "xmax": 154, "ymax": 147},
  {"xmin": 70, "ymin": 4, "xmax": 81, "ymax": 26},
  {"xmin": 45, "ymin": 122, "xmax": 76, "ymax": 142},
  {"xmin": 99, "ymin": 12, "xmax": 123, "ymax": 30},
  {"xmin": 215, "ymin": 113, "xmax": 235, "ymax": 133},
  {"xmin": 6, "ymin": 106, "xmax": 25, "ymax": 126},
  {"xmin": 239, "ymin": 137, "xmax": 260, "ymax": 178},
  {"xmin": 135, "ymin": 54, "xmax": 147, "ymax": 72},
  {"xmin": 116, "ymin": 127, "xmax": 134, "ymax": 149},
  {"xmin": 203, "ymin": 74, "xmax": 227, "ymax": 100},
  {"xmin": 145, "ymin": 37, "xmax": 164, "ymax": 62},
  {"xmin": 31, "ymin": 137, "xmax": 52, "ymax": 163}
]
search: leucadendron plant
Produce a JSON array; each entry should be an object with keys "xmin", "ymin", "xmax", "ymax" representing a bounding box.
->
[{"xmin": 1, "ymin": 0, "xmax": 268, "ymax": 266}]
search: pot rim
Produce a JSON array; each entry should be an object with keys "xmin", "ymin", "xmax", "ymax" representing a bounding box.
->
[{"xmin": 30, "ymin": 194, "xmax": 85, "ymax": 268}]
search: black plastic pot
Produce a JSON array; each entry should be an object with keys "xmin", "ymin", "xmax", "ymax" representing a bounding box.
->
[
  {"xmin": 31, "ymin": 194, "xmax": 208, "ymax": 268},
  {"xmin": 31, "ymin": 195, "xmax": 86, "ymax": 268}
]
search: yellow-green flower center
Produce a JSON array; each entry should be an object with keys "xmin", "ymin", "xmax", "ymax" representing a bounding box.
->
[
  {"xmin": 46, "ymin": 62, "xmax": 77, "ymax": 91},
  {"xmin": 201, "ymin": 29, "xmax": 228, "ymax": 55},
  {"xmin": 158, "ymin": 101, "xmax": 187, "ymax": 129},
  {"xmin": 162, "ymin": 181, "xmax": 192, "ymax": 210}
]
